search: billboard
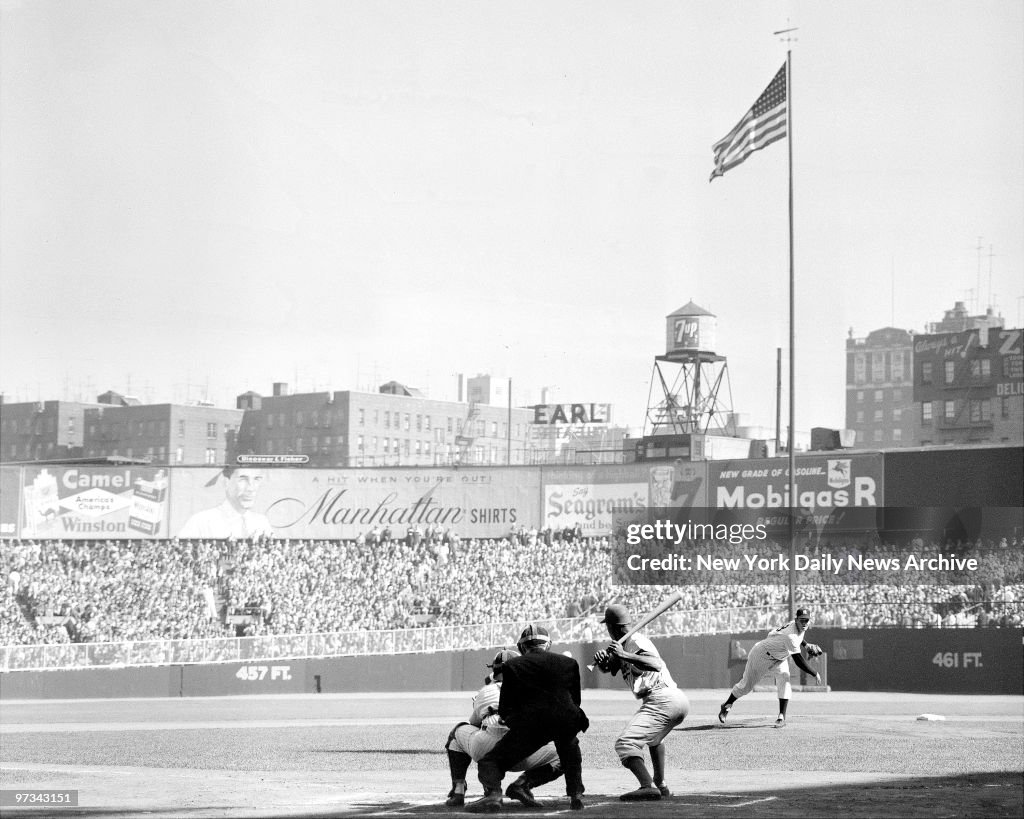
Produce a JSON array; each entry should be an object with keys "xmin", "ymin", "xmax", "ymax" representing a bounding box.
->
[
  {"xmin": 913, "ymin": 327, "xmax": 1023, "ymax": 403},
  {"xmin": 14, "ymin": 465, "xmax": 170, "ymax": 539},
  {"xmin": 168, "ymin": 466, "xmax": 541, "ymax": 540},
  {"xmin": 708, "ymin": 454, "xmax": 884, "ymax": 510},
  {"xmin": 541, "ymin": 462, "xmax": 708, "ymax": 535}
]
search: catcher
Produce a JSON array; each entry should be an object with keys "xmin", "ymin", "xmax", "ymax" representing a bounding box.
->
[
  {"xmin": 718, "ymin": 607, "xmax": 823, "ymax": 728},
  {"xmin": 444, "ymin": 648, "xmax": 563, "ymax": 808},
  {"xmin": 593, "ymin": 604, "xmax": 690, "ymax": 801}
]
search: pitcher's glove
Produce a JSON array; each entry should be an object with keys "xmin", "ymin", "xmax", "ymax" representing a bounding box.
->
[
  {"xmin": 592, "ymin": 649, "xmax": 622, "ymax": 674},
  {"xmin": 805, "ymin": 643, "xmax": 824, "ymax": 658}
]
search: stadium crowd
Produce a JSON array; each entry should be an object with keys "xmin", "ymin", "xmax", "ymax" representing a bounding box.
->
[{"xmin": 1, "ymin": 527, "xmax": 1022, "ymax": 648}]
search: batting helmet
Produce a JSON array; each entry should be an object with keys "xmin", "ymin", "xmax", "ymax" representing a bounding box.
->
[
  {"xmin": 600, "ymin": 604, "xmax": 632, "ymax": 626},
  {"xmin": 517, "ymin": 624, "xmax": 551, "ymax": 653}
]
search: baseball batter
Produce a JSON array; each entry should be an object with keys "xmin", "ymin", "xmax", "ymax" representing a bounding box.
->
[
  {"xmin": 592, "ymin": 604, "xmax": 690, "ymax": 802},
  {"xmin": 718, "ymin": 607, "xmax": 823, "ymax": 728},
  {"xmin": 444, "ymin": 648, "xmax": 562, "ymax": 808}
]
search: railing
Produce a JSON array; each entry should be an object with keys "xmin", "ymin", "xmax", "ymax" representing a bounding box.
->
[
  {"xmin": 0, "ymin": 605, "xmax": 790, "ymax": 673},
  {"xmin": 2, "ymin": 601, "xmax": 1020, "ymax": 673}
]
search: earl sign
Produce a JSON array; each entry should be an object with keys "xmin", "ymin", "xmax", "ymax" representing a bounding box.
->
[{"xmin": 532, "ymin": 403, "xmax": 612, "ymax": 425}]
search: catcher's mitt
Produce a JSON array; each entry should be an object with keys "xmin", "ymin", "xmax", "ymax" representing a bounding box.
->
[
  {"xmin": 592, "ymin": 649, "xmax": 622, "ymax": 674},
  {"xmin": 805, "ymin": 643, "xmax": 824, "ymax": 658}
]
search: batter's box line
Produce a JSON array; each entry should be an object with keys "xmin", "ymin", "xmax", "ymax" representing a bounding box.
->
[{"xmin": 701, "ymin": 794, "xmax": 778, "ymax": 808}]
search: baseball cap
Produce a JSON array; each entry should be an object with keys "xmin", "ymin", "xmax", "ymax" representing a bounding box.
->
[
  {"xmin": 486, "ymin": 648, "xmax": 520, "ymax": 668},
  {"xmin": 795, "ymin": 608, "xmax": 811, "ymax": 620},
  {"xmin": 600, "ymin": 604, "xmax": 632, "ymax": 626},
  {"xmin": 518, "ymin": 623, "xmax": 551, "ymax": 646}
]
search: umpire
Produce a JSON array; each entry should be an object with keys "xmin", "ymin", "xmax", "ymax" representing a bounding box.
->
[{"xmin": 466, "ymin": 624, "xmax": 588, "ymax": 812}]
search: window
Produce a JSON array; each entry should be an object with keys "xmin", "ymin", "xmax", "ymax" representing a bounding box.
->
[
  {"xmin": 296, "ymin": 411, "xmax": 304, "ymax": 425},
  {"xmin": 854, "ymin": 354, "xmax": 866, "ymax": 384},
  {"xmin": 424, "ymin": 416, "xmax": 431, "ymax": 430},
  {"xmin": 969, "ymin": 399, "xmax": 992, "ymax": 423},
  {"xmin": 921, "ymin": 362, "xmax": 933, "ymax": 384},
  {"xmin": 374, "ymin": 410, "xmax": 379, "ymax": 425},
  {"xmin": 893, "ymin": 388, "xmax": 903, "ymax": 402},
  {"xmin": 922, "ymin": 403, "xmax": 932, "ymax": 424},
  {"xmin": 873, "ymin": 410, "xmax": 883, "ymax": 422},
  {"xmin": 404, "ymin": 413, "xmax": 410, "ymax": 431},
  {"xmin": 944, "ymin": 400, "xmax": 957, "ymax": 421},
  {"xmin": 415, "ymin": 440, "xmax": 421, "ymax": 456},
  {"xmin": 874, "ymin": 390, "xmax": 883, "ymax": 402},
  {"xmin": 447, "ymin": 417, "xmax": 453, "ymax": 433},
  {"xmin": 944, "ymin": 361, "xmax": 956, "ymax": 384},
  {"xmin": 892, "ymin": 351, "xmax": 905, "ymax": 381},
  {"xmin": 371, "ymin": 436, "xmax": 377, "ymax": 451},
  {"xmin": 384, "ymin": 411, "xmax": 390, "ymax": 429},
  {"xmin": 893, "ymin": 407, "xmax": 902, "ymax": 421},
  {"xmin": 207, "ymin": 423, "xmax": 217, "ymax": 438},
  {"xmin": 872, "ymin": 352, "xmax": 885, "ymax": 382},
  {"xmin": 176, "ymin": 446, "xmax": 184, "ymax": 463},
  {"xmin": 856, "ymin": 391, "xmax": 864, "ymax": 402},
  {"xmin": 357, "ymin": 435, "xmax": 364, "ymax": 452},
  {"xmin": 267, "ymin": 414, "xmax": 274, "ymax": 428},
  {"xmin": 205, "ymin": 448, "xmax": 216, "ymax": 464},
  {"xmin": 970, "ymin": 359, "xmax": 991, "ymax": 379},
  {"xmin": 416, "ymin": 414, "xmax": 422, "ymax": 431},
  {"xmin": 872, "ymin": 429, "xmax": 883, "ymax": 442},
  {"xmin": 855, "ymin": 410, "xmax": 864, "ymax": 423},
  {"xmin": 892, "ymin": 429, "xmax": 902, "ymax": 442},
  {"xmin": 359, "ymin": 409, "xmax": 365, "ymax": 426}
]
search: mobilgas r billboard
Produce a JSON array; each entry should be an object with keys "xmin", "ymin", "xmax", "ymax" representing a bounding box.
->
[{"xmin": 709, "ymin": 454, "xmax": 883, "ymax": 509}]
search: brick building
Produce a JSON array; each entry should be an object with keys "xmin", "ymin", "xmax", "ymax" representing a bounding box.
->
[
  {"xmin": 232, "ymin": 382, "xmax": 536, "ymax": 467},
  {"xmin": 845, "ymin": 327, "xmax": 918, "ymax": 448}
]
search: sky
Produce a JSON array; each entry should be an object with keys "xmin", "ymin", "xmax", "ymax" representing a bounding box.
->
[{"xmin": 2, "ymin": 0, "xmax": 1022, "ymax": 436}]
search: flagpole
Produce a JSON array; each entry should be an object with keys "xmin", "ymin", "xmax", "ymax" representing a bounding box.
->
[{"xmin": 786, "ymin": 47, "xmax": 796, "ymax": 621}]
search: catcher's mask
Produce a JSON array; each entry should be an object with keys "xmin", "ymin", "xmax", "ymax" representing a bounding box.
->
[{"xmin": 486, "ymin": 648, "xmax": 520, "ymax": 676}]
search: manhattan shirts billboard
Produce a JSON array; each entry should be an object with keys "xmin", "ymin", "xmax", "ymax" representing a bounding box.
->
[
  {"xmin": 708, "ymin": 454, "xmax": 884, "ymax": 510},
  {"xmin": 15, "ymin": 465, "xmax": 170, "ymax": 539},
  {"xmin": 542, "ymin": 462, "xmax": 708, "ymax": 535},
  {"xmin": 168, "ymin": 466, "xmax": 541, "ymax": 540}
]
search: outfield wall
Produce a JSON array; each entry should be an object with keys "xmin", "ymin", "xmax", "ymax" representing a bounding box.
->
[{"xmin": 2, "ymin": 628, "xmax": 1019, "ymax": 699}]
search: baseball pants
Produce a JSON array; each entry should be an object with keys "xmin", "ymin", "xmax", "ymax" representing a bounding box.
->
[
  {"xmin": 614, "ymin": 686, "xmax": 690, "ymax": 761},
  {"xmin": 449, "ymin": 723, "xmax": 559, "ymax": 770},
  {"xmin": 731, "ymin": 648, "xmax": 792, "ymax": 699}
]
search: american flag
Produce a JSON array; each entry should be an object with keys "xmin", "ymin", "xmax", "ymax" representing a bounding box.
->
[{"xmin": 709, "ymin": 63, "xmax": 787, "ymax": 182}]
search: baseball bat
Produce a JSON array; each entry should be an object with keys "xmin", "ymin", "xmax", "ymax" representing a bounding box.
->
[{"xmin": 587, "ymin": 590, "xmax": 685, "ymax": 670}]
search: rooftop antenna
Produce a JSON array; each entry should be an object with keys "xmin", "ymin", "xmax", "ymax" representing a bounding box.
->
[
  {"xmin": 975, "ymin": 236, "xmax": 983, "ymax": 313},
  {"xmin": 987, "ymin": 244, "xmax": 995, "ymax": 312}
]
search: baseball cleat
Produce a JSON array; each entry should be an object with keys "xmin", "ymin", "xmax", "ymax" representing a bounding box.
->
[
  {"xmin": 445, "ymin": 791, "xmax": 465, "ymax": 807},
  {"xmin": 505, "ymin": 782, "xmax": 541, "ymax": 808},
  {"xmin": 569, "ymin": 794, "xmax": 585, "ymax": 810},
  {"xmin": 775, "ymin": 715, "xmax": 786, "ymax": 728},
  {"xmin": 620, "ymin": 786, "xmax": 662, "ymax": 801},
  {"xmin": 655, "ymin": 783, "xmax": 671, "ymax": 797},
  {"xmin": 718, "ymin": 702, "xmax": 730, "ymax": 723},
  {"xmin": 465, "ymin": 792, "xmax": 502, "ymax": 812}
]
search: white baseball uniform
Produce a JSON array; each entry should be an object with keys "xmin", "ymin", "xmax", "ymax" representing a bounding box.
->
[
  {"xmin": 447, "ymin": 681, "xmax": 559, "ymax": 770},
  {"xmin": 730, "ymin": 620, "xmax": 807, "ymax": 700},
  {"xmin": 613, "ymin": 634, "xmax": 690, "ymax": 760}
]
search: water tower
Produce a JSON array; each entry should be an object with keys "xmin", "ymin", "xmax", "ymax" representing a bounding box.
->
[{"xmin": 643, "ymin": 301, "xmax": 735, "ymax": 437}]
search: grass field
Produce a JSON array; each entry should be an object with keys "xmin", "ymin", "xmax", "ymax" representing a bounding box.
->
[{"xmin": 0, "ymin": 689, "xmax": 1021, "ymax": 817}]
